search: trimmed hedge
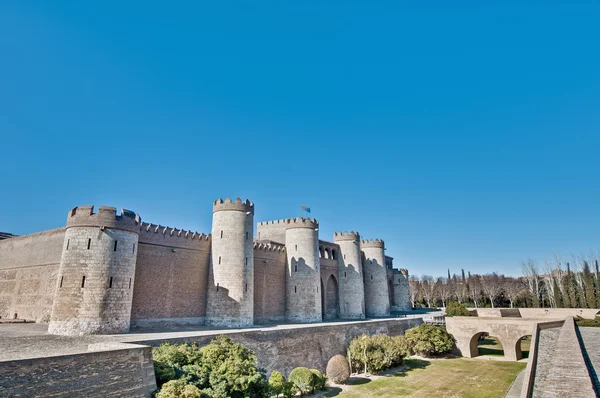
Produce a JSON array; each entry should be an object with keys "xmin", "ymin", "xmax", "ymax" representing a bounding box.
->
[
  {"xmin": 404, "ymin": 324, "xmax": 454, "ymax": 357},
  {"xmin": 446, "ymin": 302, "xmax": 470, "ymax": 317},
  {"xmin": 288, "ymin": 367, "xmax": 317, "ymax": 396}
]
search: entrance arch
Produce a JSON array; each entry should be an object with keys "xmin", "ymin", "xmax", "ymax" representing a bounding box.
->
[{"xmin": 324, "ymin": 275, "xmax": 339, "ymax": 320}]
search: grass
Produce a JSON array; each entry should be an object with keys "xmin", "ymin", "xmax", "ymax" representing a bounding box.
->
[
  {"xmin": 575, "ymin": 316, "xmax": 600, "ymax": 327},
  {"xmin": 477, "ymin": 335, "xmax": 531, "ymax": 359},
  {"xmin": 325, "ymin": 358, "xmax": 526, "ymax": 398}
]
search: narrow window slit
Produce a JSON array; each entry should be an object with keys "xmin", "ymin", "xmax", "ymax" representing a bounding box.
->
[
  {"xmin": 218, "ymin": 256, "xmax": 221, "ymax": 265},
  {"xmin": 81, "ymin": 276, "xmax": 86, "ymax": 288},
  {"xmin": 129, "ymin": 278, "xmax": 132, "ymax": 289},
  {"xmin": 114, "ymin": 241, "xmax": 118, "ymax": 251},
  {"xmin": 66, "ymin": 239, "xmax": 70, "ymax": 250},
  {"xmin": 109, "ymin": 277, "xmax": 113, "ymax": 288},
  {"xmin": 133, "ymin": 243, "xmax": 135, "ymax": 253},
  {"xmin": 87, "ymin": 239, "xmax": 91, "ymax": 250},
  {"xmin": 217, "ymin": 283, "xmax": 219, "ymax": 291},
  {"xmin": 59, "ymin": 276, "xmax": 63, "ymax": 288}
]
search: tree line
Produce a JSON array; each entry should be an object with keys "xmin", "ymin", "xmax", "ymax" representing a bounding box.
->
[{"xmin": 409, "ymin": 254, "xmax": 600, "ymax": 309}]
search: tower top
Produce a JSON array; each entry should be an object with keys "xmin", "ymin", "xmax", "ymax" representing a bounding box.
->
[
  {"xmin": 66, "ymin": 205, "xmax": 141, "ymax": 233},
  {"xmin": 333, "ymin": 231, "xmax": 360, "ymax": 242},
  {"xmin": 285, "ymin": 217, "xmax": 318, "ymax": 230},
  {"xmin": 361, "ymin": 238, "xmax": 384, "ymax": 248},
  {"xmin": 213, "ymin": 197, "xmax": 254, "ymax": 214}
]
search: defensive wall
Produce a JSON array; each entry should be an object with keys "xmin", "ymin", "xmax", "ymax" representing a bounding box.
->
[
  {"xmin": 0, "ymin": 317, "xmax": 422, "ymax": 397},
  {"xmin": 124, "ymin": 317, "xmax": 423, "ymax": 376},
  {"xmin": 0, "ymin": 343, "xmax": 156, "ymax": 398},
  {"xmin": 0, "ymin": 199, "xmax": 411, "ymax": 335}
]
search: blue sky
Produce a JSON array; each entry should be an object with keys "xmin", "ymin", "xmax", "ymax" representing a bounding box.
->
[{"xmin": 1, "ymin": 1, "xmax": 599, "ymax": 277}]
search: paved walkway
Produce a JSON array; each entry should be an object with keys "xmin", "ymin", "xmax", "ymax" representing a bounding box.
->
[
  {"xmin": 531, "ymin": 327, "xmax": 561, "ymax": 396},
  {"xmin": 505, "ymin": 369, "xmax": 526, "ymax": 398},
  {"xmin": 578, "ymin": 327, "xmax": 600, "ymax": 393}
]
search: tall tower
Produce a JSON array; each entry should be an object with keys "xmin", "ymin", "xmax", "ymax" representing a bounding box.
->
[
  {"xmin": 334, "ymin": 231, "xmax": 365, "ymax": 319},
  {"xmin": 393, "ymin": 268, "xmax": 411, "ymax": 311},
  {"xmin": 361, "ymin": 239, "xmax": 390, "ymax": 317},
  {"xmin": 48, "ymin": 206, "xmax": 140, "ymax": 336},
  {"xmin": 206, "ymin": 198, "xmax": 254, "ymax": 327},
  {"xmin": 285, "ymin": 218, "xmax": 321, "ymax": 323}
]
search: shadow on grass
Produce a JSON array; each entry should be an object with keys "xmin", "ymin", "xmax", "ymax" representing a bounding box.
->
[
  {"xmin": 389, "ymin": 358, "xmax": 431, "ymax": 378},
  {"xmin": 322, "ymin": 387, "xmax": 343, "ymax": 397},
  {"xmin": 346, "ymin": 377, "xmax": 371, "ymax": 385}
]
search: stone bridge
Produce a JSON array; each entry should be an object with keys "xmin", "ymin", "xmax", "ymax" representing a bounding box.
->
[{"xmin": 446, "ymin": 317, "xmax": 557, "ymax": 361}]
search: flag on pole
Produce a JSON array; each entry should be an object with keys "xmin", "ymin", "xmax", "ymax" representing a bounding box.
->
[{"xmin": 301, "ymin": 205, "xmax": 311, "ymax": 214}]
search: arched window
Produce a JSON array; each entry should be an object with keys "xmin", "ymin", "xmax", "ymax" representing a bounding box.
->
[{"xmin": 331, "ymin": 249, "xmax": 337, "ymax": 260}]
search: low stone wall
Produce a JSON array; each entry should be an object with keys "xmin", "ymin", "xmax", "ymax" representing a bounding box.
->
[
  {"xmin": 0, "ymin": 344, "xmax": 157, "ymax": 397},
  {"xmin": 129, "ymin": 317, "xmax": 422, "ymax": 375},
  {"xmin": 468, "ymin": 308, "xmax": 599, "ymax": 319}
]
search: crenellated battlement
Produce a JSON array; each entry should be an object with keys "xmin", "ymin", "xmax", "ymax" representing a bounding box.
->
[
  {"xmin": 213, "ymin": 197, "xmax": 254, "ymax": 214},
  {"xmin": 253, "ymin": 241, "xmax": 286, "ymax": 253},
  {"xmin": 66, "ymin": 205, "xmax": 141, "ymax": 233},
  {"xmin": 399, "ymin": 268, "xmax": 409, "ymax": 275},
  {"xmin": 333, "ymin": 231, "xmax": 360, "ymax": 242},
  {"xmin": 257, "ymin": 219, "xmax": 288, "ymax": 226},
  {"xmin": 137, "ymin": 222, "xmax": 211, "ymax": 249},
  {"xmin": 284, "ymin": 217, "xmax": 318, "ymax": 230},
  {"xmin": 361, "ymin": 238, "xmax": 385, "ymax": 248}
]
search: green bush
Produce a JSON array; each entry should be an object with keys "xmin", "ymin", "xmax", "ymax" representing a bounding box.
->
[
  {"xmin": 288, "ymin": 367, "xmax": 317, "ymax": 396},
  {"xmin": 152, "ymin": 336, "xmax": 268, "ymax": 398},
  {"xmin": 347, "ymin": 333, "xmax": 406, "ymax": 374},
  {"xmin": 575, "ymin": 316, "xmax": 600, "ymax": 327},
  {"xmin": 154, "ymin": 379, "xmax": 202, "ymax": 398},
  {"xmin": 309, "ymin": 369, "xmax": 327, "ymax": 391},
  {"xmin": 268, "ymin": 370, "xmax": 294, "ymax": 398},
  {"xmin": 445, "ymin": 302, "xmax": 470, "ymax": 317},
  {"xmin": 326, "ymin": 354, "xmax": 351, "ymax": 384},
  {"xmin": 404, "ymin": 324, "xmax": 455, "ymax": 357}
]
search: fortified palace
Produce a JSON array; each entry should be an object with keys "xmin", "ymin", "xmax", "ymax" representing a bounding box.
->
[{"xmin": 0, "ymin": 198, "xmax": 410, "ymax": 336}]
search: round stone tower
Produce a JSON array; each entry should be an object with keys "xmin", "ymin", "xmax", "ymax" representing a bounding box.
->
[
  {"xmin": 48, "ymin": 206, "xmax": 141, "ymax": 336},
  {"xmin": 361, "ymin": 239, "xmax": 390, "ymax": 317},
  {"xmin": 285, "ymin": 218, "xmax": 321, "ymax": 323},
  {"xmin": 334, "ymin": 231, "xmax": 365, "ymax": 319},
  {"xmin": 206, "ymin": 197, "xmax": 254, "ymax": 327}
]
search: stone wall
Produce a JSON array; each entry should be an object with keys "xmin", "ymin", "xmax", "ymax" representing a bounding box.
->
[
  {"xmin": 392, "ymin": 270, "xmax": 411, "ymax": 311},
  {"xmin": 131, "ymin": 242, "xmax": 210, "ymax": 327},
  {"xmin": 0, "ymin": 228, "xmax": 64, "ymax": 321},
  {"xmin": 0, "ymin": 345, "xmax": 156, "ymax": 397},
  {"xmin": 253, "ymin": 243, "xmax": 286, "ymax": 323},
  {"xmin": 130, "ymin": 317, "xmax": 423, "ymax": 375}
]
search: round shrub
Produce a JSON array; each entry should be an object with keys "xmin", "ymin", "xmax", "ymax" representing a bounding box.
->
[
  {"xmin": 404, "ymin": 324, "xmax": 455, "ymax": 357},
  {"xmin": 326, "ymin": 354, "xmax": 351, "ymax": 384},
  {"xmin": 155, "ymin": 379, "xmax": 202, "ymax": 398},
  {"xmin": 309, "ymin": 369, "xmax": 327, "ymax": 390},
  {"xmin": 269, "ymin": 370, "xmax": 294, "ymax": 398},
  {"xmin": 445, "ymin": 301, "xmax": 470, "ymax": 317},
  {"xmin": 288, "ymin": 367, "xmax": 317, "ymax": 396}
]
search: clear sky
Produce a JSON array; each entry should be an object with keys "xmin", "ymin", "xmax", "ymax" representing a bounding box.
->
[{"xmin": 1, "ymin": 1, "xmax": 599, "ymax": 277}]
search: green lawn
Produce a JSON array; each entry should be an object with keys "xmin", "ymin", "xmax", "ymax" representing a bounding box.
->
[
  {"xmin": 325, "ymin": 358, "xmax": 526, "ymax": 398},
  {"xmin": 477, "ymin": 335, "xmax": 531, "ymax": 358}
]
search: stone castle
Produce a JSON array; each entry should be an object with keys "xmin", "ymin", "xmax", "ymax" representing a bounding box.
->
[{"xmin": 0, "ymin": 198, "xmax": 410, "ymax": 335}]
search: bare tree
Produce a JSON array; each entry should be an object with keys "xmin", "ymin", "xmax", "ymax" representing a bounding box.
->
[
  {"xmin": 433, "ymin": 277, "xmax": 452, "ymax": 308},
  {"xmin": 409, "ymin": 276, "xmax": 420, "ymax": 308},
  {"xmin": 421, "ymin": 275, "xmax": 435, "ymax": 308},
  {"xmin": 479, "ymin": 273, "xmax": 503, "ymax": 308},
  {"xmin": 468, "ymin": 273, "xmax": 482, "ymax": 308},
  {"xmin": 522, "ymin": 258, "xmax": 542, "ymax": 307},
  {"xmin": 503, "ymin": 277, "xmax": 526, "ymax": 308}
]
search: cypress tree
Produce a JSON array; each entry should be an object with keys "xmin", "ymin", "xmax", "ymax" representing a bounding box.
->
[
  {"xmin": 583, "ymin": 261, "xmax": 596, "ymax": 309},
  {"xmin": 553, "ymin": 277, "xmax": 563, "ymax": 308},
  {"xmin": 596, "ymin": 260, "xmax": 600, "ymax": 309},
  {"xmin": 562, "ymin": 263, "xmax": 573, "ymax": 308}
]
